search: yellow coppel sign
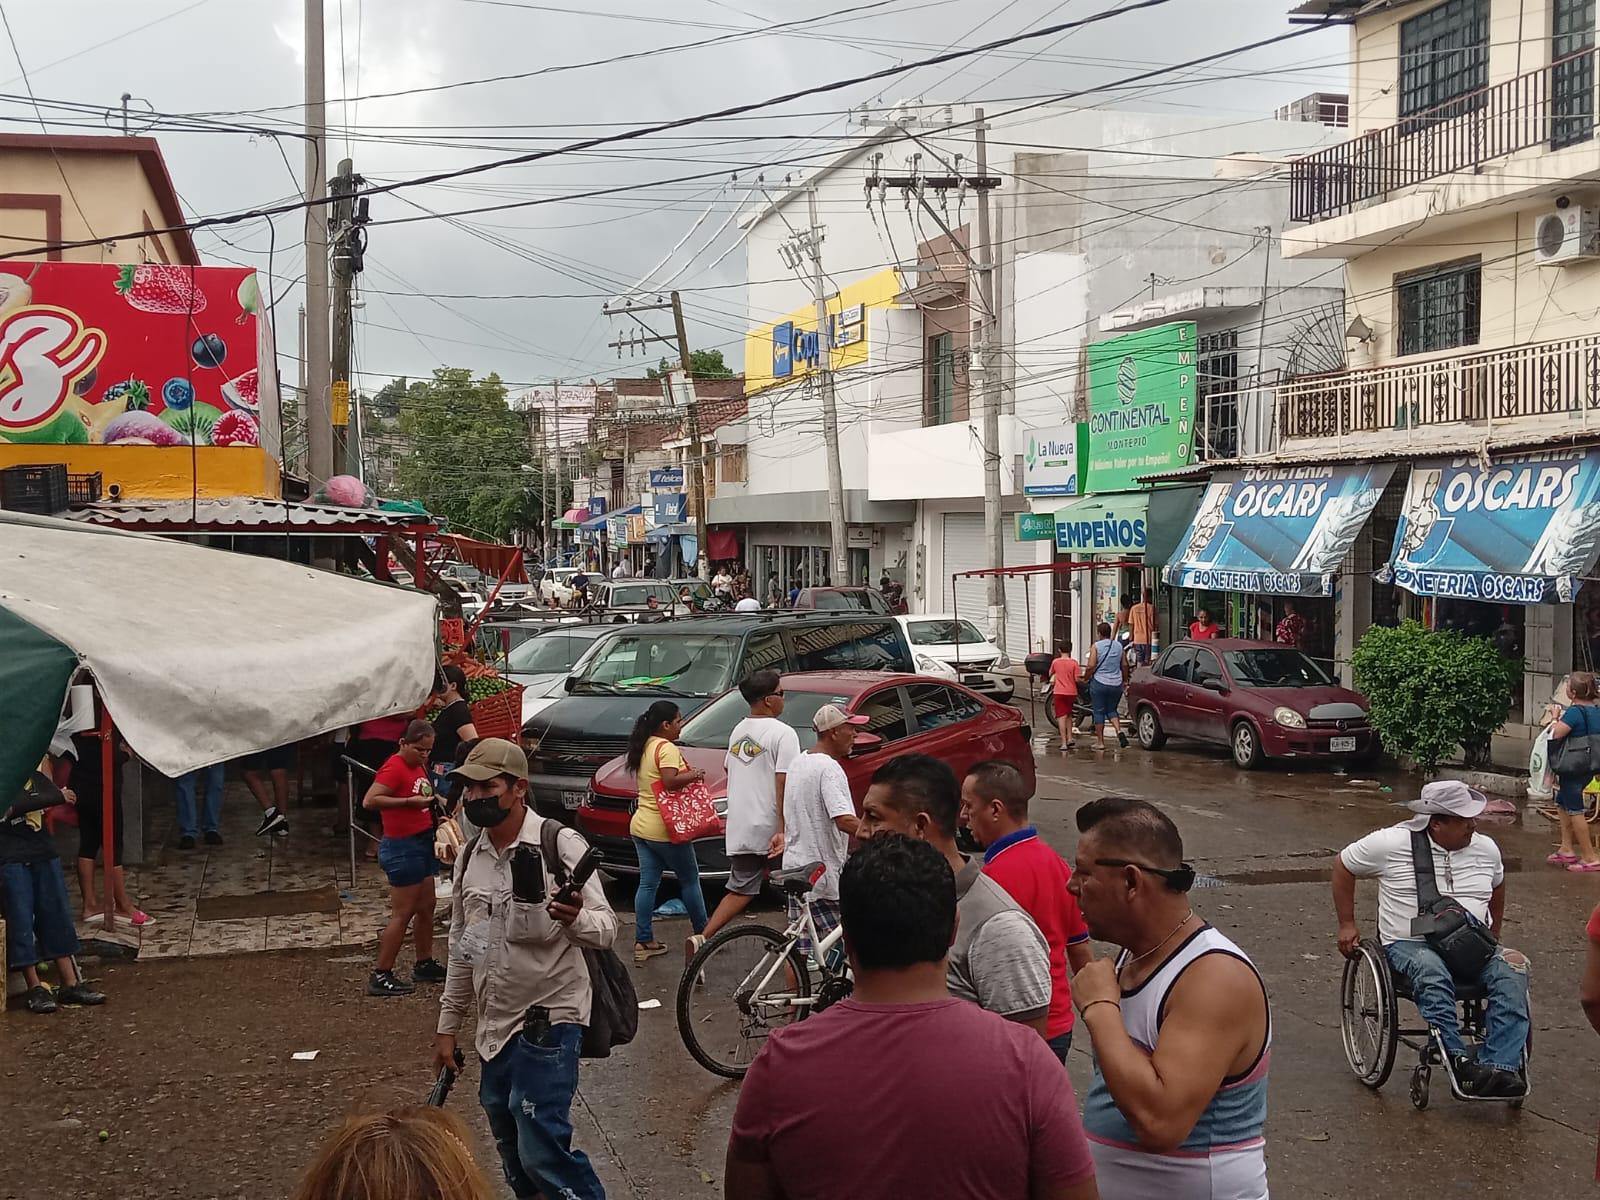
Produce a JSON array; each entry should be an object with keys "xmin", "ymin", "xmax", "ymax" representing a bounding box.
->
[{"xmin": 744, "ymin": 268, "xmax": 902, "ymax": 394}]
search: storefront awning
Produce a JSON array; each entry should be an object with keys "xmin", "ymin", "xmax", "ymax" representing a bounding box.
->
[
  {"xmin": 1142, "ymin": 485, "xmax": 1206, "ymax": 570},
  {"xmin": 1054, "ymin": 493, "xmax": 1148, "ymax": 556},
  {"xmin": 580, "ymin": 503, "xmax": 637, "ymax": 531},
  {"xmin": 1380, "ymin": 449, "xmax": 1600, "ymax": 604},
  {"xmin": 1164, "ymin": 463, "xmax": 1395, "ymax": 596}
]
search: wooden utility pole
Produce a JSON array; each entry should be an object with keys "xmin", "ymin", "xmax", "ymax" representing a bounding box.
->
[
  {"xmin": 330, "ymin": 157, "xmax": 355, "ymax": 475},
  {"xmin": 802, "ymin": 187, "xmax": 849, "ymax": 585},
  {"xmin": 974, "ymin": 109, "xmax": 1005, "ymax": 653}
]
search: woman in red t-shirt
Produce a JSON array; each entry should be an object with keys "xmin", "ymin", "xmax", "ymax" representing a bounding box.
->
[
  {"xmin": 1189, "ymin": 607, "xmax": 1221, "ymax": 640},
  {"xmin": 363, "ymin": 719, "xmax": 443, "ymax": 997},
  {"xmin": 1049, "ymin": 641, "xmax": 1082, "ymax": 751}
]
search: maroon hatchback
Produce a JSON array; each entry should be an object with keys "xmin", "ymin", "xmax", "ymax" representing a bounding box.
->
[{"xmin": 1126, "ymin": 638, "xmax": 1377, "ymax": 770}]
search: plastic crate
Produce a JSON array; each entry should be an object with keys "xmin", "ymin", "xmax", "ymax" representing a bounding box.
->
[
  {"xmin": 0, "ymin": 463, "xmax": 68, "ymax": 515},
  {"xmin": 66, "ymin": 471, "xmax": 102, "ymax": 505}
]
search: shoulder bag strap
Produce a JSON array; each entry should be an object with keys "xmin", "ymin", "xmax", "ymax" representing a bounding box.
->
[
  {"xmin": 1409, "ymin": 828, "xmax": 1443, "ymax": 909},
  {"xmin": 538, "ymin": 815, "xmax": 571, "ymax": 888}
]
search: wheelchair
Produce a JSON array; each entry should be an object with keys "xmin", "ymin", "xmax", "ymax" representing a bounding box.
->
[{"xmin": 1339, "ymin": 939, "xmax": 1530, "ymax": 1110}]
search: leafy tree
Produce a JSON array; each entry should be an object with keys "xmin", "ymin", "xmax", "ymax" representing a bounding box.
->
[
  {"xmin": 1350, "ymin": 620, "xmax": 1518, "ymax": 773},
  {"xmin": 391, "ymin": 367, "xmax": 560, "ymax": 542},
  {"xmin": 647, "ymin": 348, "xmax": 734, "ymax": 379}
]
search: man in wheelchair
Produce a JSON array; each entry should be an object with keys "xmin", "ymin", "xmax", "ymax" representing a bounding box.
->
[{"xmin": 1333, "ymin": 780, "xmax": 1530, "ymax": 1099}]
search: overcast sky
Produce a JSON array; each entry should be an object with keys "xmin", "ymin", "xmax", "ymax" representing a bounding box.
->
[{"xmin": 1, "ymin": 0, "xmax": 1345, "ymax": 393}]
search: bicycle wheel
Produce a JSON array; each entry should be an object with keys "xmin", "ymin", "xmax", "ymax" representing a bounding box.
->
[{"xmin": 677, "ymin": 924, "xmax": 811, "ymax": 1079}]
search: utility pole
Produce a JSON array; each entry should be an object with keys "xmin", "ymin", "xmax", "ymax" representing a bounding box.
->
[
  {"xmin": 543, "ymin": 388, "xmax": 554, "ymax": 565},
  {"xmin": 800, "ymin": 188, "xmax": 848, "ymax": 584},
  {"xmin": 670, "ymin": 291, "xmax": 709, "ymax": 580},
  {"xmin": 974, "ymin": 109, "xmax": 1004, "ymax": 654},
  {"xmin": 330, "ymin": 158, "xmax": 354, "ymax": 475},
  {"xmin": 303, "ymin": 0, "xmax": 333, "ymax": 489}
]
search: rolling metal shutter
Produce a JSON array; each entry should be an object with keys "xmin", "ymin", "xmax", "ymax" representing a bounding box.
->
[{"xmin": 940, "ymin": 511, "xmax": 1040, "ymax": 658}]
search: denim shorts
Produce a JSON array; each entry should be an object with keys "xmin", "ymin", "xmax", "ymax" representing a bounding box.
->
[
  {"xmin": 1, "ymin": 858, "xmax": 80, "ymax": 969},
  {"xmin": 378, "ymin": 832, "xmax": 438, "ymax": 888},
  {"xmin": 1089, "ymin": 679, "xmax": 1123, "ymax": 724},
  {"xmin": 1556, "ymin": 774, "xmax": 1591, "ymax": 815}
]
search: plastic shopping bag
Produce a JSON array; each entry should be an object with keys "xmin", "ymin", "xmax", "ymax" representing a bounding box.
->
[{"xmin": 1529, "ymin": 725, "xmax": 1555, "ymax": 801}]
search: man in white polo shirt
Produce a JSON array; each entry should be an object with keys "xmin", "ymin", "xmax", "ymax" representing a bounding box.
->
[{"xmin": 1332, "ymin": 779, "xmax": 1530, "ymax": 1098}]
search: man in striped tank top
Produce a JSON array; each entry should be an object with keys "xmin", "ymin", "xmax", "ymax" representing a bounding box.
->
[{"xmin": 1068, "ymin": 797, "xmax": 1271, "ymax": 1200}]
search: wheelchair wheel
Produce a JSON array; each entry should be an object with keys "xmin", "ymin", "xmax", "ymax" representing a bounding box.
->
[
  {"xmin": 1410, "ymin": 1064, "xmax": 1430, "ymax": 1110},
  {"xmin": 1340, "ymin": 939, "xmax": 1398, "ymax": 1089}
]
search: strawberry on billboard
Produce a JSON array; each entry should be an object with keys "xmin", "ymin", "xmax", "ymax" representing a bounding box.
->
[{"xmin": 0, "ymin": 262, "xmax": 276, "ymax": 450}]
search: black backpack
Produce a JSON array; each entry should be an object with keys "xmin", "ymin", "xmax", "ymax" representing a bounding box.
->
[{"xmin": 537, "ymin": 818, "xmax": 638, "ymax": 1059}]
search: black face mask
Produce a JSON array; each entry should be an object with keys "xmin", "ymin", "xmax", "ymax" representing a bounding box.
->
[{"xmin": 464, "ymin": 794, "xmax": 513, "ymax": 829}]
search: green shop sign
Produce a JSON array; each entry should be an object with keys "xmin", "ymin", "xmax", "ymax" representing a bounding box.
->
[
  {"xmin": 1013, "ymin": 512, "xmax": 1055, "ymax": 541},
  {"xmin": 1085, "ymin": 322, "xmax": 1196, "ymax": 492}
]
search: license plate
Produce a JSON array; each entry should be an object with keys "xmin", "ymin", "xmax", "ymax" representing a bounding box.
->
[
  {"xmin": 560, "ymin": 790, "xmax": 586, "ymax": 810},
  {"xmin": 1330, "ymin": 736, "xmax": 1356, "ymax": 753}
]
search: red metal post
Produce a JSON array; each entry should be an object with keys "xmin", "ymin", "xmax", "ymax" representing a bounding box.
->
[{"xmin": 99, "ymin": 703, "xmax": 116, "ymax": 932}]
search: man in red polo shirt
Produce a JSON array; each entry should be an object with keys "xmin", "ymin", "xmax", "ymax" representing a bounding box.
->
[{"xmin": 961, "ymin": 761, "xmax": 1092, "ymax": 1062}]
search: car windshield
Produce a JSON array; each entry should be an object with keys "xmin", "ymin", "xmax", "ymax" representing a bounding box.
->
[
  {"xmin": 906, "ymin": 619, "xmax": 986, "ymax": 647},
  {"xmin": 809, "ymin": 590, "xmax": 877, "ymax": 611},
  {"xmin": 1224, "ymin": 648, "xmax": 1333, "ymax": 688},
  {"xmin": 609, "ymin": 583, "xmax": 663, "ymax": 607},
  {"xmin": 572, "ymin": 632, "xmax": 740, "ymax": 696},
  {"xmin": 507, "ymin": 630, "xmax": 602, "ymax": 674},
  {"xmin": 675, "ymin": 582, "xmax": 713, "ymax": 601},
  {"xmin": 680, "ymin": 687, "xmax": 838, "ymax": 752}
]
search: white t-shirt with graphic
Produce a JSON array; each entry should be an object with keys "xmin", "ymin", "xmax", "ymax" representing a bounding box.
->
[
  {"xmin": 781, "ymin": 752, "xmax": 855, "ymax": 902},
  {"xmin": 724, "ymin": 717, "xmax": 802, "ymax": 855}
]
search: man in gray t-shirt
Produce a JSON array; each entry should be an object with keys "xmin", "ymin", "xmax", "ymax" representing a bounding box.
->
[{"xmin": 857, "ymin": 754, "xmax": 1052, "ymax": 1033}]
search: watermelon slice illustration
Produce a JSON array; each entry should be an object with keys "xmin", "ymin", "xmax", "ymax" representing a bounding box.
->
[{"xmin": 221, "ymin": 367, "xmax": 259, "ymax": 413}]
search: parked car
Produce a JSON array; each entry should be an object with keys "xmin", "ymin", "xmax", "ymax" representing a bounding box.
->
[
  {"xmin": 1126, "ymin": 638, "xmax": 1376, "ymax": 770},
  {"xmin": 585, "ymin": 579, "xmax": 688, "ymax": 620},
  {"xmin": 522, "ymin": 612, "xmax": 915, "ymax": 818},
  {"xmin": 669, "ymin": 578, "xmax": 718, "ymax": 610},
  {"xmin": 792, "ymin": 586, "xmax": 892, "ymax": 614},
  {"xmin": 896, "ymin": 614, "xmax": 1014, "ymax": 702},
  {"xmin": 500, "ymin": 623, "xmax": 621, "ymax": 727},
  {"xmin": 579, "ymin": 670, "xmax": 1035, "ymax": 879},
  {"xmin": 439, "ymin": 562, "xmax": 484, "ymax": 588}
]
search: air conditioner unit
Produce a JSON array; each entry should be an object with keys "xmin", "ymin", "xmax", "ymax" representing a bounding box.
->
[{"xmin": 1534, "ymin": 207, "xmax": 1600, "ymax": 265}]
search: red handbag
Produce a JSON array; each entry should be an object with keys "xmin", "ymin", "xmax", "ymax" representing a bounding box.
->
[{"xmin": 651, "ymin": 743, "xmax": 722, "ymax": 844}]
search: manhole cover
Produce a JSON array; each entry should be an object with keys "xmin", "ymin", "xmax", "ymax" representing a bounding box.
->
[{"xmin": 196, "ymin": 886, "xmax": 341, "ymax": 921}]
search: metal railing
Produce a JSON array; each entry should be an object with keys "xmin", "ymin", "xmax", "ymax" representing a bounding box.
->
[
  {"xmin": 1275, "ymin": 332, "xmax": 1600, "ymax": 440},
  {"xmin": 1290, "ymin": 49, "xmax": 1597, "ymax": 223}
]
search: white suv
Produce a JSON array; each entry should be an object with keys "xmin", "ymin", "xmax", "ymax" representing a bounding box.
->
[{"xmin": 895, "ymin": 615, "xmax": 1014, "ymax": 703}]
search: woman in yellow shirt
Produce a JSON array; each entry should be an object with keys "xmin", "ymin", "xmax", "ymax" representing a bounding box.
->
[{"xmin": 626, "ymin": 701, "xmax": 711, "ymax": 963}]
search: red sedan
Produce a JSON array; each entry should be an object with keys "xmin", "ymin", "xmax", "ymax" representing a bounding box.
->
[
  {"xmin": 578, "ymin": 670, "xmax": 1035, "ymax": 880},
  {"xmin": 1125, "ymin": 638, "xmax": 1378, "ymax": 770}
]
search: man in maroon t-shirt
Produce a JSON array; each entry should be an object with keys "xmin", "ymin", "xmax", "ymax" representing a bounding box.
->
[
  {"xmin": 961, "ymin": 760, "xmax": 1093, "ymax": 1063},
  {"xmin": 726, "ymin": 833, "xmax": 1098, "ymax": 1200}
]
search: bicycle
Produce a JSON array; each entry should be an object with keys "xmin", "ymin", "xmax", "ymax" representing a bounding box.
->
[{"xmin": 676, "ymin": 861, "xmax": 853, "ymax": 1078}]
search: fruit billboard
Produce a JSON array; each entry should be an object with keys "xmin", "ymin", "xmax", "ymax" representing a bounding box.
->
[{"xmin": 0, "ymin": 262, "xmax": 276, "ymax": 449}]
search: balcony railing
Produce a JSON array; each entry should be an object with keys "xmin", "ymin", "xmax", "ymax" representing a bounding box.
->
[
  {"xmin": 1290, "ymin": 49, "xmax": 1596, "ymax": 223},
  {"xmin": 1275, "ymin": 333, "xmax": 1600, "ymax": 440}
]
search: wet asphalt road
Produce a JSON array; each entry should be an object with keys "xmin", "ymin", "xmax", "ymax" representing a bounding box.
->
[{"xmin": 3, "ymin": 736, "xmax": 1598, "ymax": 1199}]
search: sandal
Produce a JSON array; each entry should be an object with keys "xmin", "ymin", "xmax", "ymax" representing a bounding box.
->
[
  {"xmin": 1547, "ymin": 851, "xmax": 1579, "ymax": 864},
  {"xmin": 634, "ymin": 942, "xmax": 667, "ymax": 965},
  {"xmin": 1567, "ymin": 860, "xmax": 1600, "ymax": 872}
]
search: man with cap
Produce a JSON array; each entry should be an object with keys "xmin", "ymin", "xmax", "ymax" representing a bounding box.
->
[
  {"xmin": 1333, "ymin": 779, "xmax": 1530, "ymax": 1098},
  {"xmin": 433, "ymin": 738, "xmax": 618, "ymax": 1200},
  {"xmin": 776, "ymin": 704, "xmax": 865, "ymax": 957}
]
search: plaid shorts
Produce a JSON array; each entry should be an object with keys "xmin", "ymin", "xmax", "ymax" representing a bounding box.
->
[{"xmin": 787, "ymin": 896, "xmax": 842, "ymax": 961}]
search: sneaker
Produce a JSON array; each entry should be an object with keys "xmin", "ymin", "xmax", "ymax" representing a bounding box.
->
[
  {"xmin": 204, "ymin": 830, "xmax": 224, "ymax": 847},
  {"xmin": 685, "ymin": 933, "xmax": 706, "ymax": 964},
  {"xmin": 255, "ymin": 807, "xmax": 288, "ymax": 837},
  {"xmin": 413, "ymin": 958, "xmax": 448, "ymax": 983},
  {"xmin": 634, "ymin": 942, "xmax": 667, "ymax": 965},
  {"xmin": 57, "ymin": 983, "xmax": 106, "ymax": 1007},
  {"xmin": 1116, "ymin": 729, "xmax": 1129, "ymax": 749},
  {"xmin": 1477, "ymin": 1066, "xmax": 1527, "ymax": 1099},
  {"xmin": 178, "ymin": 835, "xmax": 196, "ymax": 851},
  {"xmin": 22, "ymin": 985, "xmax": 57, "ymax": 1014},
  {"xmin": 1449, "ymin": 1053, "xmax": 1487, "ymax": 1094},
  {"xmin": 366, "ymin": 970, "xmax": 415, "ymax": 997}
]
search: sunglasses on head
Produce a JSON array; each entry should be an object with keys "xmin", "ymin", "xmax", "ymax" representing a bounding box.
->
[{"xmin": 1094, "ymin": 858, "xmax": 1197, "ymax": 893}]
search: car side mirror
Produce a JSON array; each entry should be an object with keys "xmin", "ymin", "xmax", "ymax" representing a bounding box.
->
[
  {"xmin": 564, "ymin": 676, "xmax": 577, "ymax": 693},
  {"xmin": 1200, "ymin": 679, "xmax": 1229, "ymax": 694},
  {"xmin": 850, "ymin": 731, "xmax": 884, "ymax": 756}
]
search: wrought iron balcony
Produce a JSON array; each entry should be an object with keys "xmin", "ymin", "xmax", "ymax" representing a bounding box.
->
[
  {"xmin": 1275, "ymin": 333, "xmax": 1600, "ymax": 440},
  {"xmin": 1290, "ymin": 49, "xmax": 1597, "ymax": 223}
]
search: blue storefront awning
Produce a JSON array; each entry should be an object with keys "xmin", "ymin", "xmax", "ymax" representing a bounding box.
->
[
  {"xmin": 581, "ymin": 503, "xmax": 638, "ymax": 531},
  {"xmin": 1164, "ymin": 463, "xmax": 1395, "ymax": 597},
  {"xmin": 1380, "ymin": 449, "xmax": 1600, "ymax": 605}
]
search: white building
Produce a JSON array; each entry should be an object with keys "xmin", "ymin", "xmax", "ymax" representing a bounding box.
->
[{"xmin": 720, "ymin": 101, "xmax": 1346, "ymax": 655}]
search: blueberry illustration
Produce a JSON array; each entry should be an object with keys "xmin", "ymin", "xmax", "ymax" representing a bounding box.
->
[
  {"xmin": 191, "ymin": 333, "xmax": 227, "ymax": 369},
  {"xmin": 73, "ymin": 366, "xmax": 99, "ymax": 397},
  {"xmin": 162, "ymin": 377, "xmax": 195, "ymax": 410}
]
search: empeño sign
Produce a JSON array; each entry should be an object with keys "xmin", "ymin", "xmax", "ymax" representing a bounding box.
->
[
  {"xmin": 1023, "ymin": 424, "xmax": 1083, "ymax": 497},
  {"xmin": 1085, "ymin": 322, "xmax": 1196, "ymax": 492},
  {"xmin": 1054, "ymin": 494, "xmax": 1148, "ymax": 554}
]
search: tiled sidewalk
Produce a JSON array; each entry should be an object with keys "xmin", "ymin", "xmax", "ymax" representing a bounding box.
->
[{"xmin": 108, "ymin": 782, "xmax": 397, "ymax": 960}]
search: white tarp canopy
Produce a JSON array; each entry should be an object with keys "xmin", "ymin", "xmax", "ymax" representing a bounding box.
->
[{"xmin": 0, "ymin": 511, "xmax": 437, "ymax": 779}]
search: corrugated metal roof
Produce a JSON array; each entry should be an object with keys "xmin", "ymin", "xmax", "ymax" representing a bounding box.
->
[{"xmin": 67, "ymin": 497, "xmax": 435, "ymax": 533}]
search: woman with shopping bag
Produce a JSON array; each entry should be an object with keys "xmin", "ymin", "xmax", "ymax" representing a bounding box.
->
[
  {"xmin": 626, "ymin": 701, "xmax": 713, "ymax": 964},
  {"xmin": 1548, "ymin": 671, "xmax": 1600, "ymax": 871}
]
